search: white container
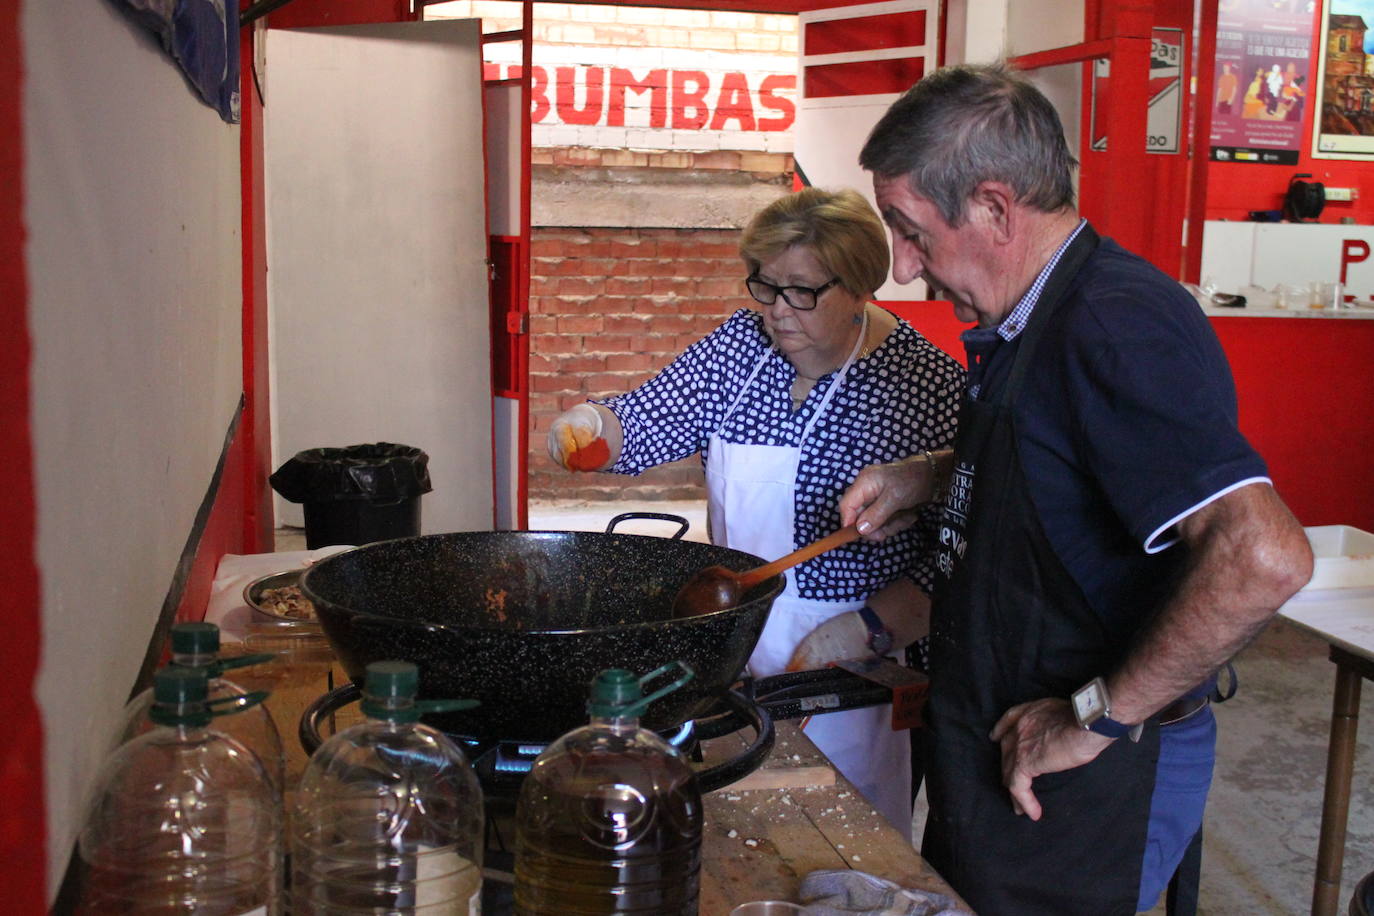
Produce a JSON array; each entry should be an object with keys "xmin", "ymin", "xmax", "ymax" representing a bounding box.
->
[{"xmin": 1302, "ymin": 526, "xmax": 1374, "ymax": 590}]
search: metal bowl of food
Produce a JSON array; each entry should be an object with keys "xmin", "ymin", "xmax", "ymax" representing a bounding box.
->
[{"xmin": 243, "ymin": 569, "xmax": 319, "ymax": 623}]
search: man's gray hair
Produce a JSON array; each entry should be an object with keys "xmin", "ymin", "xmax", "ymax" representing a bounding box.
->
[{"xmin": 859, "ymin": 63, "xmax": 1078, "ymax": 226}]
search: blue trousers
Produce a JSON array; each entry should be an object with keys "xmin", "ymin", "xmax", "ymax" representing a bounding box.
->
[{"xmin": 1137, "ymin": 706, "xmax": 1217, "ymax": 911}]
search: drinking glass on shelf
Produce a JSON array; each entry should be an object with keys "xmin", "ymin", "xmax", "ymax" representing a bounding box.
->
[
  {"xmin": 1321, "ymin": 281, "xmax": 1345, "ymax": 309},
  {"xmin": 1275, "ymin": 283, "xmax": 1302, "ymax": 309},
  {"xmin": 1241, "ymin": 285, "xmax": 1276, "ymax": 309}
]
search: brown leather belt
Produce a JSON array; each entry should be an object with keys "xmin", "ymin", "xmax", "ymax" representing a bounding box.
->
[{"xmin": 1157, "ymin": 695, "xmax": 1209, "ymax": 727}]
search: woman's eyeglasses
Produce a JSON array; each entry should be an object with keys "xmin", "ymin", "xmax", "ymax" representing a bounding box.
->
[{"xmin": 746, "ymin": 275, "xmax": 841, "ymax": 311}]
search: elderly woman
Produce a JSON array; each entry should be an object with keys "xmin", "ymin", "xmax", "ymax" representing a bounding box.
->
[{"xmin": 547, "ymin": 187, "xmax": 964, "ymax": 839}]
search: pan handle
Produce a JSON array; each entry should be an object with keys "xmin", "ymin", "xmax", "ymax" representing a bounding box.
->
[{"xmin": 604, "ymin": 512, "xmax": 690, "ymax": 540}]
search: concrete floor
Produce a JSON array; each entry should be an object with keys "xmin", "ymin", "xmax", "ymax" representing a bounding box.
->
[{"xmin": 282, "ymin": 498, "xmax": 1374, "ymax": 914}]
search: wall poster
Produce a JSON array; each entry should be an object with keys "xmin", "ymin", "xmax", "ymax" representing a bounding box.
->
[
  {"xmin": 1210, "ymin": 0, "xmax": 1315, "ymax": 165},
  {"xmin": 1312, "ymin": 0, "xmax": 1374, "ymax": 158}
]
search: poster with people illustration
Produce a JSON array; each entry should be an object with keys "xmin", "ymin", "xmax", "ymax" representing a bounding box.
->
[
  {"xmin": 1211, "ymin": 0, "xmax": 1316, "ymax": 164},
  {"xmin": 1313, "ymin": 0, "xmax": 1374, "ymax": 158}
]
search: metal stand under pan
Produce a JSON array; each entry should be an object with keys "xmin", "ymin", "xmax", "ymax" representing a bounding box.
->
[{"xmin": 298, "ymin": 681, "xmax": 776, "ymax": 799}]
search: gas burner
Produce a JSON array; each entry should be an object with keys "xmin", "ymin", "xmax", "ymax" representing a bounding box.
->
[
  {"xmin": 296, "ymin": 668, "xmax": 903, "ymax": 916},
  {"xmin": 298, "ymin": 684, "xmax": 775, "ymax": 802}
]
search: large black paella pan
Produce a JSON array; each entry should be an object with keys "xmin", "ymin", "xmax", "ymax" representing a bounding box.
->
[{"xmin": 300, "ymin": 514, "xmax": 783, "ymax": 743}]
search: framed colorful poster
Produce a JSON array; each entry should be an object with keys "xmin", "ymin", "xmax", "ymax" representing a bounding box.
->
[
  {"xmin": 1210, "ymin": 0, "xmax": 1315, "ymax": 165},
  {"xmin": 1312, "ymin": 0, "xmax": 1374, "ymax": 158}
]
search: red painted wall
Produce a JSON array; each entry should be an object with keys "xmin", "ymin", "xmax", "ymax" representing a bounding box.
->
[
  {"xmin": 889, "ymin": 299, "xmax": 1374, "ymax": 533},
  {"xmin": 0, "ymin": 0, "xmax": 47, "ymax": 908},
  {"xmin": 1213, "ymin": 316, "xmax": 1374, "ymax": 532},
  {"xmin": 266, "ymin": 0, "xmax": 416, "ymax": 28},
  {"xmin": 175, "ymin": 415, "xmax": 253, "ymax": 626},
  {"xmin": 1206, "ymin": 5, "xmax": 1374, "ymax": 224}
]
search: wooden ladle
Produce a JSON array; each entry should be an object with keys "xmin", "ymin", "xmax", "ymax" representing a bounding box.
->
[{"xmin": 671, "ymin": 525, "xmax": 862, "ymax": 618}]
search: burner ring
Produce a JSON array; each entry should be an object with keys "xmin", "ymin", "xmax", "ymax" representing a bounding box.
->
[{"xmin": 299, "ymin": 683, "xmax": 774, "ymax": 795}]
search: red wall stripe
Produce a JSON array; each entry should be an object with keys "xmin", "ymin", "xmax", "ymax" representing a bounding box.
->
[
  {"xmin": 0, "ymin": 0, "xmax": 48, "ymax": 908},
  {"xmin": 804, "ymin": 11, "xmax": 927, "ymax": 56},
  {"xmin": 804, "ymin": 57, "xmax": 925, "ymax": 98}
]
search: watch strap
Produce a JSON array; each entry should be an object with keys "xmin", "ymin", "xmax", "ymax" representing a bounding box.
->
[
  {"xmin": 1088, "ymin": 716, "xmax": 1134, "ymax": 739},
  {"xmin": 857, "ymin": 605, "xmax": 893, "ymax": 656}
]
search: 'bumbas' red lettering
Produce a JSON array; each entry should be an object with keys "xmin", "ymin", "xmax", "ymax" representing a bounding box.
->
[
  {"xmin": 556, "ymin": 66, "xmax": 604, "ymax": 125},
  {"xmin": 757, "ymin": 74, "xmax": 796, "ymax": 131},
  {"xmin": 509, "ymin": 66, "xmax": 551, "ymax": 122},
  {"xmin": 608, "ymin": 68, "xmax": 668, "ymax": 128},
  {"xmin": 672, "ymin": 70, "xmax": 710, "ymax": 129},
  {"xmin": 709, "ymin": 72, "xmax": 756, "ymax": 130}
]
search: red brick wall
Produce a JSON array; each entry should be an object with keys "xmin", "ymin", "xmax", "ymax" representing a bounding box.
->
[{"xmin": 528, "ymin": 226, "xmax": 748, "ymax": 501}]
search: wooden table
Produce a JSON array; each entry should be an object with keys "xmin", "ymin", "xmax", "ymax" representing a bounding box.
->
[
  {"xmin": 240, "ymin": 655, "xmax": 965, "ymax": 911},
  {"xmin": 699, "ymin": 720, "xmax": 967, "ymax": 911},
  {"xmin": 1277, "ymin": 586, "xmax": 1374, "ymax": 916}
]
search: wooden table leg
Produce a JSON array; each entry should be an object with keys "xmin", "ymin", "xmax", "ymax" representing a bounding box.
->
[{"xmin": 1312, "ymin": 659, "xmax": 1363, "ymax": 916}]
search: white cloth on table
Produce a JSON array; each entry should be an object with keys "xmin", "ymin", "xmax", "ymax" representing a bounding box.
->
[{"xmin": 798, "ymin": 869, "xmax": 971, "ymax": 916}]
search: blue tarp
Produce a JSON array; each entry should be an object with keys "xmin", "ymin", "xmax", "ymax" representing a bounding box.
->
[{"xmin": 112, "ymin": 0, "xmax": 240, "ymax": 123}]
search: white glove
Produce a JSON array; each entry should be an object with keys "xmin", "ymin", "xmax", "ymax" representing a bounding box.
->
[
  {"xmin": 547, "ymin": 403, "xmax": 605, "ymax": 471},
  {"xmin": 786, "ymin": 611, "xmax": 872, "ymax": 672}
]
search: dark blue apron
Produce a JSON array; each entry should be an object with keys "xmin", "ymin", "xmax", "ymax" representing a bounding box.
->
[{"xmin": 922, "ymin": 226, "xmax": 1160, "ymax": 916}]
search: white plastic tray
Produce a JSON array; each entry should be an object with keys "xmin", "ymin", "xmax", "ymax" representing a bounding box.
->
[{"xmin": 1303, "ymin": 526, "xmax": 1374, "ymax": 590}]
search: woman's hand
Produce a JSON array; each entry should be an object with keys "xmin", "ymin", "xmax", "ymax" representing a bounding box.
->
[
  {"xmin": 547, "ymin": 404, "xmax": 618, "ymax": 471},
  {"xmin": 785, "ymin": 611, "xmax": 871, "ymax": 671}
]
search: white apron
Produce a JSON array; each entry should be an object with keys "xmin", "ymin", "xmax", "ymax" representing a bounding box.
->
[{"xmin": 705, "ymin": 315, "xmax": 913, "ymax": 842}]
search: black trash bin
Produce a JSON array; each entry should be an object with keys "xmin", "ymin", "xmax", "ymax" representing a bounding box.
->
[
  {"xmin": 1353, "ymin": 869, "xmax": 1374, "ymax": 916},
  {"xmin": 270, "ymin": 443, "xmax": 432, "ymax": 549}
]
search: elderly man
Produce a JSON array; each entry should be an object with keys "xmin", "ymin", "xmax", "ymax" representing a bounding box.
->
[{"xmin": 840, "ymin": 64, "xmax": 1313, "ymax": 914}]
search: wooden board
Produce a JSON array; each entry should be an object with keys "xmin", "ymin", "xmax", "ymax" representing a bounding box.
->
[{"xmin": 699, "ymin": 722, "xmax": 968, "ymax": 911}]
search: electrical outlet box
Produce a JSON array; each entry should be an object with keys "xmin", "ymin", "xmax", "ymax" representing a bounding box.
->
[{"xmin": 1325, "ymin": 187, "xmax": 1357, "ymax": 201}]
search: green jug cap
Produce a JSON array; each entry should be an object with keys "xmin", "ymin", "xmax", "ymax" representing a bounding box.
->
[
  {"xmin": 149, "ymin": 665, "xmax": 266, "ymax": 728},
  {"xmin": 365, "ymin": 660, "xmax": 419, "ymax": 699},
  {"xmin": 587, "ymin": 669, "xmax": 641, "ymax": 716},
  {"xmin": 587, "ymin": 662, "xmax": 694, "ymax": 719},
  {"xmin": 360, "ymin": 660, "xmax": 479, "ymax": 723},
  {"xmin": 170, "ymin": 622, "xmax": 220, "ymax": 655},
  {"xmin": 154, "ymin": 666, "xmax": 210, "ymax": 704}
]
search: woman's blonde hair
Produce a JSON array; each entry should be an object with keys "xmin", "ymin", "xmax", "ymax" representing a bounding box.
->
[{"xmin": 739, "ymin": 187, "xmax": 890, "ymax": 299}]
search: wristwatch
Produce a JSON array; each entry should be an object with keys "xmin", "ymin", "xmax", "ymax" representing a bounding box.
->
[
  {"xmin": 857, "ymin": 605, "xmax": 894, "ymax": 657},
  {"xmin": 1071, "ymin": 676, "xmax": 1143, "ymax": 742}
]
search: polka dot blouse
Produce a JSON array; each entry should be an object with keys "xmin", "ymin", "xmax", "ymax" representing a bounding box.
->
[{"xmin": 598, "ymin": 308, "xmax": 965, "ymax": 602}]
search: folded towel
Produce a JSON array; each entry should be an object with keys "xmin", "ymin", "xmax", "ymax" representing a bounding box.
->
[{"xmin": 798, "ymin": 869, "xmax": 972, "ymax": 916}]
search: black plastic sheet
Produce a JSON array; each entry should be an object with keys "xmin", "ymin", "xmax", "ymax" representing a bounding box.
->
[{"xmin": 270, "ymin": 443, "xmax": 432, "ymax": 505}]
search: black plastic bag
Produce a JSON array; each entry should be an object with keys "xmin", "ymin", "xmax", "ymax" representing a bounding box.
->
[{"xmin": 270, "ymin": 443, "xmax": 432, "ymax": 505}]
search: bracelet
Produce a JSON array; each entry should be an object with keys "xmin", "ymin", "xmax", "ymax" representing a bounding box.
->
[{"xmin": 920, "ymin": 448, "xmax": 949, "ymax": 503}]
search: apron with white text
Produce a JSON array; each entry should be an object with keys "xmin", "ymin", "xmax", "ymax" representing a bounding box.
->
[{"xmin": 705, "ymin": 316, "xmax": 914, "ymax": 841}]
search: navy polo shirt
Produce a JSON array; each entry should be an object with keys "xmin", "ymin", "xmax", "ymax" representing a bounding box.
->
[{"xmin": 965, "ymin": 234, "xmax": 1270, "ymax": 647}]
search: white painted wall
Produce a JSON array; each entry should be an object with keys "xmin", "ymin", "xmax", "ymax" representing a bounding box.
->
[
  {"xmin": 945, "ymin": 0, "xmax": 1086, "ymax": 64},
  {"xmin": 266, "ymin": 22, "xmax": 495, "ymax": 536},
  {"xmin": 23, "ymin": 2, "xmax": 244, "ymax": 899},
  {"xmin": 1008, "ymin": 0, "xmax": 1085, "ymax": 57}
]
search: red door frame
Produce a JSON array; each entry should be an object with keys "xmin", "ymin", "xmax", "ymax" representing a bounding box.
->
[
  {"xmin": 480, "ymin": 0, "xmax": 534, "ymax": 530},
  {"xmin": 1009, "ymin": 3, "xmax": 1154, "ymax": 262}
]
